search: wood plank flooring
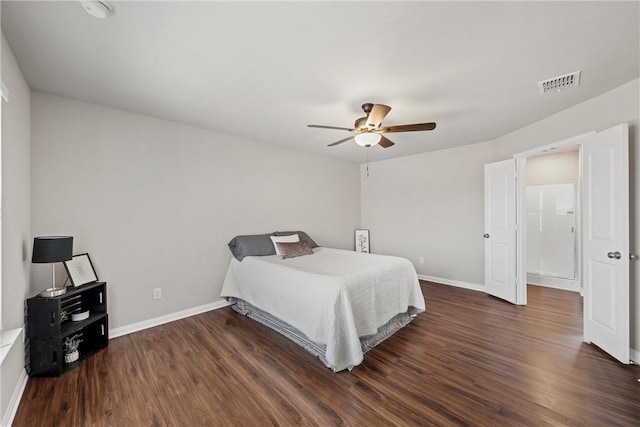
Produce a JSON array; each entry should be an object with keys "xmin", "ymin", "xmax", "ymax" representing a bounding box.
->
[{"xmin": 12, "ymin": 282, "xmax": 640, "ymax": 426}]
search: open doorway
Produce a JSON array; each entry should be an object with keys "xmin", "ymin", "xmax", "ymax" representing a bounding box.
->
[
  {"xmin": 514, "ymin": 132, "xmax": 593, "ymax": 305},
  {"xmin": 524, "ymin": 149, "xmax": 580, "ymax": 294},
  {"xmin": 487, "ymin": 125, "xmax": 630, "ymax": 363}
]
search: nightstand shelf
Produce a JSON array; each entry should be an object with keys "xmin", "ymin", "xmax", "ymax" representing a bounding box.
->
[{"xmin": 25, "ymin": 282, "xmax": 109, "ymax": 377}]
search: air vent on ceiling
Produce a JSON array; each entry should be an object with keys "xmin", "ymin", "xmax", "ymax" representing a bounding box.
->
[{"xmin": 538, "ymin": 71, "xmax": 581, "ymax": 95}]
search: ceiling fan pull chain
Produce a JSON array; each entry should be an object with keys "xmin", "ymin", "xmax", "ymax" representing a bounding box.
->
[{"xmin": 366, "ymin": 146, "xmax": 370, "ymax": 177}]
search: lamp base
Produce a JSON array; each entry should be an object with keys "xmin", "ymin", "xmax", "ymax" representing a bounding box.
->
[{"xmin": 40, "ymin": 287, "xmax": 67, "ymax": 298}]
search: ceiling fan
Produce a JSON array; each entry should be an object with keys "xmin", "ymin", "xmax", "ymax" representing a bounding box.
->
[{"xmin": 308, "ymin": 103, "xmax": 436, "ymax": 148}]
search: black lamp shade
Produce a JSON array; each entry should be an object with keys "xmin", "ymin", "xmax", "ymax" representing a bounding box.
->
[{"xmin": 32, "ymin": 236, "xmax": 73, "ymax": 263}]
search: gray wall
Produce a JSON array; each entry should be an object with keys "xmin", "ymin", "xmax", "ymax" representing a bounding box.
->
[
  {"xmin": 30, "ymin": 92, "xmax": 361, "ymax": 330},
  {"xmin": 361, "ymin": 140, "xmax": 494, "ymax": 286},
  {"xmin": 1, "ymin": 31, "xmax": 31, "ymax": 422},
  {"xmin": 361, "ymin": 78, "xmax": 640, "ymax": 353}
]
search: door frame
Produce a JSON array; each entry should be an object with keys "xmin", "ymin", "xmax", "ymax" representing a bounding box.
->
[{"xmin": 514, "ymin": 132, "xmax": 595, "ymax": 305}]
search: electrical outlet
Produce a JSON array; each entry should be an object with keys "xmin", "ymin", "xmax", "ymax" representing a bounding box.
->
[
  {"xmin": 419, "ymin": 256, "xmax": 424, "ymax": 264},
  {"xmin": 153, "ymin": 288, "xmax": 162, "ymax": 299}
]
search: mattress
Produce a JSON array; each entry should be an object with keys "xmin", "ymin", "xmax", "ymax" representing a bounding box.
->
[{"xmin": 220, "ymin": 247, "xmax": 425, "ymax": 371}]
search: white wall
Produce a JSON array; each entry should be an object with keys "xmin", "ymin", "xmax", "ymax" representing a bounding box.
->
[
  {"xmin": 361, "ymin": 78, "xmax": 639, "ymax": 352},
  {"xmin": 526, "ymin": 151, "xmax": 578, "ymax": 186},
  {"xmin": 1, "ymin": 31, "xmax": 31, "ymax": 423},
  {"xmin": 31, "ymin": 92, "xmax": 360, "ymax": 330}
]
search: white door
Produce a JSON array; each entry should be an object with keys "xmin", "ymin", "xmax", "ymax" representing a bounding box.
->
[
  {"xmin": 484, "ymin": 159, "xmax": 517, "ymax": 303},
  {"xmin": 582, "ymin": 123, "xmax": 629, "ymax": 364}
]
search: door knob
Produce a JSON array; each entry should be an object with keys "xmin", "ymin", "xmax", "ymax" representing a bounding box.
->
[
  {"xmin": 607, "ymin": 251, "xmax": 622, "ymax": 259},
  {"xmin": 483, "ymin": 234, "xmax": 490, "ymax": 238},
  {"xmin": 630, "ymin": 253, "xmax": 637, "ymax": 260}
]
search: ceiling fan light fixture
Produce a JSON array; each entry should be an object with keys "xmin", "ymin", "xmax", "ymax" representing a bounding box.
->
[
  {"xmin": 309, "ymin": 102, "xmax": 436, "ymax": 148},
  {"xmin": 354, "ymin": 133, "xmax": 381, "ymax": 147}
]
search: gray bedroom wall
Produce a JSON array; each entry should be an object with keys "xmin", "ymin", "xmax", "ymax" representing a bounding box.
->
[
  {"xmin": 361, "ymin": 78, "xmax": 640, "ymax": 353},
  {"xmin": 1, "ymin": 31, "xmax": 31, "ymax": 422},
  {"xmin": 30, "ymin": 92, "xmax": 361, "ymax": 330},
  {"xmin": 360, "ymin": 140, "xmax": 493, "ymax": 288}
]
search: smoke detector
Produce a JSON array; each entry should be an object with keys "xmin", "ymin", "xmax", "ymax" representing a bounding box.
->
[
  {"xmin": 538, "ymin": 71, "xmax": 581, "ymax": 95},
  {"xmin": 81, "ymin": 1, "xmax": 114, "ymax": 19}
]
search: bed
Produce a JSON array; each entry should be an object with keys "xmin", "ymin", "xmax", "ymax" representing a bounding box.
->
[{"xmin": 220, "ymin": 232, "xmax": 425, "ymax": 372}]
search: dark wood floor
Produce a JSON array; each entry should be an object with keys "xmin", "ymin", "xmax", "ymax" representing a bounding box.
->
[{"xmin": 13, "ymin": 282, "xmax": 640, "ymax": 426}]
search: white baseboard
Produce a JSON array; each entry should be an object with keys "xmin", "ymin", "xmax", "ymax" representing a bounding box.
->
[
  {"xmin": 1, "ymin": 368, "xmax": 27, "ymax": 427},
  {"xmin": 631, "ymin": 348, "xmax": 640, "ymax": 364},
  {"xmin": 417, "ymin": 274, "xmax": 484, "ymax": 293},
  {"xmin": 109, "ymin": 299, "xmax": 230, "ymax": 339},
  {"xmin": 526, "ymin": 273, "xmax": 580, "ymax": 292}
]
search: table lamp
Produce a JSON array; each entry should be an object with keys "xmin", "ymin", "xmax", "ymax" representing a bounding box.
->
[{"xmin": 32, "ymin": 236, "xmax": 73, "ymax": 297}]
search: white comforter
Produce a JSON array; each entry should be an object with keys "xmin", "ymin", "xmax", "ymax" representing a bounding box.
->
[{"xmin": 220, "ymin": 247, "xmax": 425, "ymax": 371}]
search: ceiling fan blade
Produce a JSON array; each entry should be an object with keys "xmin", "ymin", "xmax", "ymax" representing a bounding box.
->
[
  {"xmin": 308, "ymin": 124, "xmax": 355, "ymax": 132},
  {"xmin": 378, "ymin": 135, "xmax": 395, "ymax": 148},
  {"xmin": 382, "ymin": 122, "xmax": 436, "ymax": 133},
  {"xmin": 365, "ymin": 104, "xmax": 391, "ymax": 128},
  {"xmin": 327, "ymin": 136, "xmax": 354, "ymax": 147}
]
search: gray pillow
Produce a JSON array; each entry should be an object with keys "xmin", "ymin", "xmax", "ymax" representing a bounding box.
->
[
  {"xmin": 228, "ymin": 234, "xmax": 276, "ymax": 261},
  {"xmin": 272, "ymin": 231, "xmax": 319, "ymax": 248}
]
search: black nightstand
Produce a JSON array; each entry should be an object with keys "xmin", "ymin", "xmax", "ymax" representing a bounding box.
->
[{"xmin": 25, "ymin": 281, "xmax": 108, "ymax": 376}]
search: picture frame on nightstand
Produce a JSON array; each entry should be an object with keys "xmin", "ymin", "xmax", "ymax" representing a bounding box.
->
[
  {"xmin": 355, "ymin": 229, "xmax": 370, "ymax": 253},
  {"xmin": 64, "ymin": 253, "xmax": 98, "ymax": 287}
]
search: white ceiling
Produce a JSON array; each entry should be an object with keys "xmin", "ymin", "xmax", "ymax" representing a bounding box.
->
[{"xmin": 2, "ymin": 1, "xmax": 638, "ymax": 164}]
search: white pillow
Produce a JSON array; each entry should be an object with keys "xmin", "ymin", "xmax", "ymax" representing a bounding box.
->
[{"xmin": 270, "ymin": 234, "xmax": 299, "ymax": 255}]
